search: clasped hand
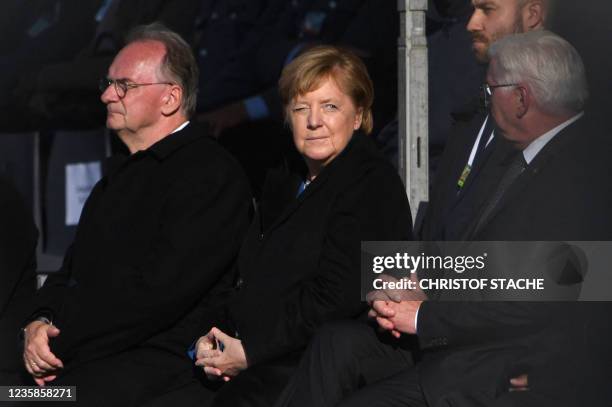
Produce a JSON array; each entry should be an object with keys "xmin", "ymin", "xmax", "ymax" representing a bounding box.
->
[
  {"xmin": 366, "ymin": 273, "xmax": 426, "ymax": 338},
  {"xmin": 195, "ymin": 327, "xmax": 247, "ymax": 382}
]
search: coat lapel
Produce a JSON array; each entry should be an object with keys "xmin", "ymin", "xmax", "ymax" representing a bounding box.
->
[
  {"xmin": 262, "ymin": 170, "xmax": 331, "ymax": 234},
  {"xmin": 426, "ymin": 114, "xmax": 486, "ymax": 239},
  {"xmin": 468, "ymin": 119, "xmax": 581, "ymax": 239},
  {"xmin": 260, "ymin": 132, "xmax": 364, "ymax": 234}
]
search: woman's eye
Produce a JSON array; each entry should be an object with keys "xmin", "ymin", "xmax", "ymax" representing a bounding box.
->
[
  {"xmin": 323, "ymin": 104, "xmax": 338, "ymax": 111},
  {"xmin": 292, "ymin": 106, "xmax": 308, "ymax": 112}
]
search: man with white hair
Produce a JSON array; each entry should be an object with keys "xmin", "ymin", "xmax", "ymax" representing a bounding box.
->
[
  {"xmin": 466, "ymin": 29, "xmax": 592, "ymax": 237},
  {"xmin": 421, "ymin": 0, "xmax": 550, "ymax": 241}
]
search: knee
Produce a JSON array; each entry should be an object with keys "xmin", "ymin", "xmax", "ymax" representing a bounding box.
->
[{"xmin": 310, "ymin": 320, "xmax": 375, "ymax": 357}]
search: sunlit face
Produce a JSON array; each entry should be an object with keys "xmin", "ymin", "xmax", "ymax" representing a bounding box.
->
[
  {"xmin": 468, "ymin": 0, "xmax": 525, "ymax": 62},
  {"xmin": 289, "ymin": 77, "xmax": 363, "ymax": 177},
  {"xmin": 100, "ymin": 41, "xmax": 170, "ymax": 138}
]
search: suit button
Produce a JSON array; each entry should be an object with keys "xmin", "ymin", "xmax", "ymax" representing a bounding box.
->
[{"xmin": 235, "ymin": 277, "xmax": 244, "ymax": 289}]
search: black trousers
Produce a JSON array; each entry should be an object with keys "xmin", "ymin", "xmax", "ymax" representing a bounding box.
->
[
  {"xmin": 10, "ymin": 347, "xmax": 197, "ymax": 407},
  {"xmin": 142, "ymin": 355, "xmax": 300, "ymax": 407},
  {"xmin": 274, "ymin": 320, "xmax": 422, "ymax": 407},
  {"xmin": 273, "ymin": 320, "xmax": 575, "ymax": 407}
]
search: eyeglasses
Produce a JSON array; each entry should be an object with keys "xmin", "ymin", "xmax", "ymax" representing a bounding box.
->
[
  {"xmin": 480, "ymin": 83, "xmax": 519, "ymax": 108},
  {"xmin": 99, "ymin": 77, "xmax": 173, "ymax": 98}
]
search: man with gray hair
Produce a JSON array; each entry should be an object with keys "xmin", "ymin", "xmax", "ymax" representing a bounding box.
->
[
  {"xmin": 421, "ymin": 0, "xmax": 550, "ymax": 242},
  {"xmin": 19, "ymin": 24, "xmax": 251, "ymax": 406},
  {"xmin": 485, "ymin": 30, "xmax": 587, "ymax": 148},
  {"xmin": 467, "ymin": 29, "xmax": 591, "ymax": 237}
]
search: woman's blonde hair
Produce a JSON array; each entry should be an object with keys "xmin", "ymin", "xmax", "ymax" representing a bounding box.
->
[{"xmin": 279, "ymin": 45, "xmax": 374, "ymax": 134}]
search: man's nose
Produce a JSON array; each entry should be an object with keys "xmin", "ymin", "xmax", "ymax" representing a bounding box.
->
[
  {"xmin": 100, "ymin": 82, "xmax": 118, "ymax": 104},
  {"xmin": 467, "ymin": 11, "xmax": 482, "ymax": 33}
]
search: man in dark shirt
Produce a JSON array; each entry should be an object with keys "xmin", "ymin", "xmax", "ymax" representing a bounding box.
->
[{"xmin": 20, "ymin": 24, "xmax": 251, "ymax": 406}]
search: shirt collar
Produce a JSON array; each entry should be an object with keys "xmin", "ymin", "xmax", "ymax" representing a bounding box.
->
[
  {"xmin": 147, "ymin": 120, "xmax": 198, "ymax": 160},
  {"xmin": 522, "ymin": 112, "xmax": 583, "ymax": 164},
  {"xmin": 105, "ymin": 121, "xmax": 195, "ymax": 180}
]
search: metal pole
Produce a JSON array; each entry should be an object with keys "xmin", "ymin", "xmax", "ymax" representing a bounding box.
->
[{"xmin": 398, "ymin": 0, "xmax": 429, "ymax": 221}]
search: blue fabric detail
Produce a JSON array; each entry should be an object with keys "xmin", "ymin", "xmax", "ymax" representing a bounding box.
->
[
  {"xmin": 297, "ymin": 181, "xmax": 309, "ymax": 197},
  {"xmin": 187, "ymin": 340, "xmax": 197, "ymax": 361},
  {"xmin": 284, "ymin": 43, "xmax": 306, "ymax": 66},
  {"xmin": 95, "ymin": 0, "xmax": 114, "ymax": 22},
  {"xmin": 244, "ymin": 96, "xmax": 270, "ymax": 120}
]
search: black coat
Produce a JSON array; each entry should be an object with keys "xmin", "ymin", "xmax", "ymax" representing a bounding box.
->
[
  {"xmin": 416, "ymin": 117, "xmax": 612, "ymax": 406},
  {"xmin": 31, "ymin": 124, "xmax": 252, "ymax": 370},
  {"xmin": 0, "ymin": 175, "xmax": 37, "ymax": 381},
  {"xmin": 204, "ymin": 132, "xmax": 412, "ymax": 367}
]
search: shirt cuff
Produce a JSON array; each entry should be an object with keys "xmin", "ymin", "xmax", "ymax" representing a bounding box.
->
[
  {"xmin": 414, "ymin": 304, "xmax": 420, "ymax": 334},
  {"xmin": 244, "ymin": 96, "xmax": 269, "ymax": 120},
  {"xmin": 187, "ymin": 339, "xmax": 197, "ymax": 361}
]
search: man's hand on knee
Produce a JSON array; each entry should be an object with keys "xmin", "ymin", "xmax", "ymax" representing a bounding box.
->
[{"xmin": 23, "ymin": 321, "xmax": 64, "ymax": 385}]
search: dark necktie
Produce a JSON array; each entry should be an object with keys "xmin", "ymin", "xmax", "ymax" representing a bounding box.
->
[{"xmin": 472, "ymin": 152, "xmax": 527, "ymax": 235}]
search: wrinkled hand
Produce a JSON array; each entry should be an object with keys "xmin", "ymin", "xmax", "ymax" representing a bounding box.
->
[
  {"xmin": 368, "ymin": 300, "xmax": 422, "ymax": 337},
  {"xmin": 366, "ymin": 273, "xmax": 426, "ymax": 304},
  {"xmin": 23, "ymin": 321, "xmax": 64, "ymax": 386},
  {"xmin": 509, "ymin": 374, "xmax": 529, "ymax": 391},
  {"xmin": 195, "ymin": 327, "xmax": 247, "ymax": 381},
  {"xmin": 194, "ymin": 333, "xmax": 226, "ymax": 381},
  {"xmin": 197, "ymin": 102, "xmax": 248, "ymax": 138}
]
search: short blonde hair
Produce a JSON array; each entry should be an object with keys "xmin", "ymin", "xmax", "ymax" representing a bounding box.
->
[{"xmin": 279, "ymin": 45, "xmax": 374, "ymax": 134}]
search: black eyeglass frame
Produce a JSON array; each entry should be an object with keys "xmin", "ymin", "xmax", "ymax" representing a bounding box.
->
[
  {"xmin": 99, "ymin": 77, "xmax": 174, "ymax": 98},
  {"xmin": 480, "ymin": 82, "xmax": 519, "ymax": 108}
]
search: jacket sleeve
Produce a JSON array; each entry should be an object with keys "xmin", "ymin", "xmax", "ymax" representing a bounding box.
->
[
  {"xmin": 240, "ymin": 165, "xmax": 412, "ymax": 366},
  {"xmin": 0, "ymin": 177, "xmax": 38, "ymax": 317},
  {"xmin": 417, "ymin": 301, "xmax": 560, "ymax": 350}
]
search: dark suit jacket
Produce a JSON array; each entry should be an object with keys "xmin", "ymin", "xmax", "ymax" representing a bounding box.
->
[
  {"xmin": 201, "ymin": 132, "xmax": 412, "ymax": 369},
  {"xmin": 416, "ymin": 117, "xmax": 612, "ymax": 406},
  {"xmin": 31, "ymin": 124, "xmax": 252, "ymax": 371},
  {"xmin": 420, "ymin": 112, "xmax": 512, "ymax": 241}
]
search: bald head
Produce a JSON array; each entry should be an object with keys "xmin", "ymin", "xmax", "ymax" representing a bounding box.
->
[{"xmin": 100, "ymin": 40, "xmax": 186, "ymax": 153}]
